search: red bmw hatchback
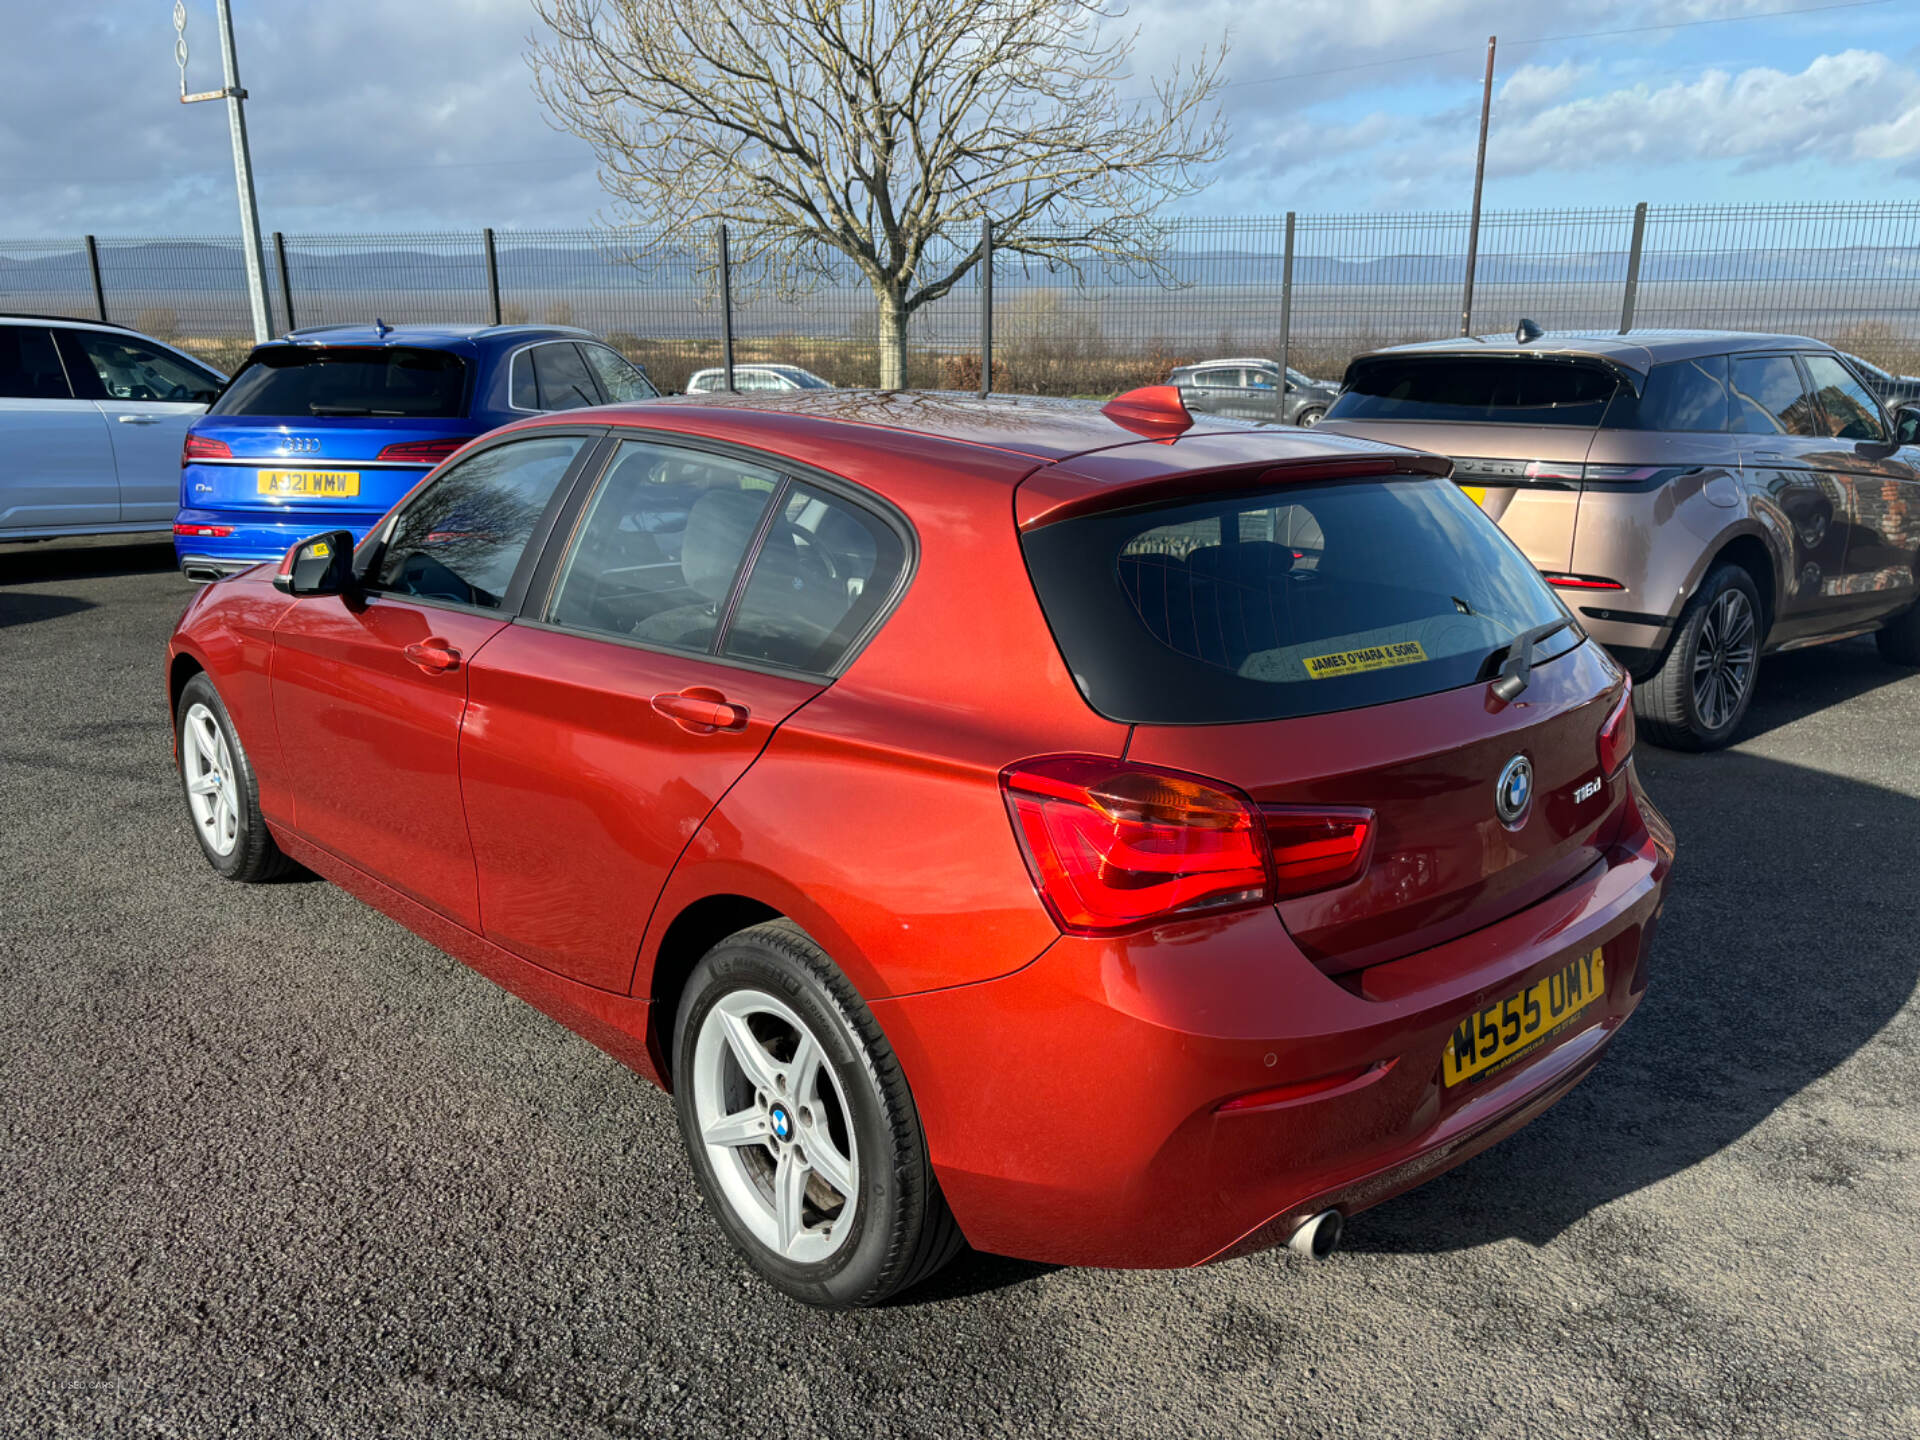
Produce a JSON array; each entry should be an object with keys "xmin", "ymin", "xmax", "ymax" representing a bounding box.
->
[{"xmin": 166, "ymin": 388, "xmax": 1674, "ymax": 1307}]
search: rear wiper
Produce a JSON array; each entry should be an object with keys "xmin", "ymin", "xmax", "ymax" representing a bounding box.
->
[{"xmin": 1486, "ymin": 618, "xmax": 1573, "ymax": 700}]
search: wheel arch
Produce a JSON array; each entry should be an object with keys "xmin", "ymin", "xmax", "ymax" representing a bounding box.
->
[
  {"xmin": 640, "ymin": 892, "xmax": 790, "ymax": 1089},
  {"xmin": 1709, "ymin": 531, "xmax": 1778, "ymax": 638},
  {"xmin": 168, "ymin": 649, "xmax": 207, "ymax": 721}
]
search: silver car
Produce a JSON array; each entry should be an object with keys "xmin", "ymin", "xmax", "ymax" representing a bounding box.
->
[
  {"xmin": 1, "ymin": 314, "xmax": 224, "ymax": 540},
  {"xmin": 684, "ymin": 364, "xmax": 834, "ymax": 394},
  {"xmin": 1169, "ymin": 358, "xmax": 1339, "ymax": 426}
]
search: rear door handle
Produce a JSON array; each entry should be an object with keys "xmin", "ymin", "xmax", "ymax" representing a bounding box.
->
[
  {"xmin": 403, "ymin": 640, "xmax": 461, "ymax": 673},
  {"xmin": 116, "ymin": 414, "xmax": 163, "ymax": 425},
  {"xmin": 651, "ymin": 687, "xmax": 749, "ymax": 734}
]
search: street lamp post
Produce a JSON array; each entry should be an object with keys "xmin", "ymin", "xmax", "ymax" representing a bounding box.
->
[{"xmin": 176, "ymin": 0, "xmax": 271, "ymax": 342}]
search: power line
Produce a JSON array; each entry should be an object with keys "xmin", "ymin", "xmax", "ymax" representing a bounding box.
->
[{"xmin": 1219, "ymin": 0, "xmax": 1901, "ymax": 91}]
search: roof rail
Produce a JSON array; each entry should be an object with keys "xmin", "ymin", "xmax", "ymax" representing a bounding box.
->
[{"xmin": 3, "ymin": 312, "xmax": 134, "ymax": 331}]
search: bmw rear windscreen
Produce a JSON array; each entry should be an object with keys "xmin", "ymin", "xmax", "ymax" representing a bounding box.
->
[
  {"xmin": 1022, "ymin": 477, "xmax": 1578, "ymax": 724},
  {"xmin": 209, "ymin": 346, "xmax": 468, "ymax": 418}
]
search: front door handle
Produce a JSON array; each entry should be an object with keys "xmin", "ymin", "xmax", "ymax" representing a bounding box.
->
[
  {"xmin": 651, "ymin": 687, "xmax": 749, "ymax": 734},
  {"xmin": 404, "ymin": 640, "xmax": 461, "ymax": 673},
  {"xmin": 116, "ymin": 414, "xmax": 163, "ymax": 425}
]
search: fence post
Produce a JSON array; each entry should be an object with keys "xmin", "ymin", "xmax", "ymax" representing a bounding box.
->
[
  {"xmin": 718, "ymin": 223, "xmax": 736, "ymax": 393},
  {"xmin": 85, "ymin": 236, "xmax": 108, "ymax": 322},
  {"xmin": 978, "ymin": 218, "xmax": 994, "ymax": 398},
  {"xmin": 1619, "ymin": 202, "xmax": 1648, "ymax": 334},
  {"xmin": 483, "ymin": 227, "xmax": 502, "ymax": 326},
  {"xmin": 273, "ymin": 231, "xmax": 295, "ymax": 334},
  {"xmin": 1276, "ymin": 212, "xmax": 1295, "ymax": 424}
]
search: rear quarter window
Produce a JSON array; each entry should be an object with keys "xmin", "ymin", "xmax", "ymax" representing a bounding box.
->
[
  {"xmin": 210, "ymin": 346, "xmax": 468, "ymax": 418},
  {"xmin": 1022, "ymin": 476, "xmax": 1578, "ymax": 724},
  {"xmin": 1604, "ymin": 355, "xmax": 1730, "ymax": 432},
  {"xmin": 1328, "ymin": 357, "xmax": 1619, "ymax": 426}
]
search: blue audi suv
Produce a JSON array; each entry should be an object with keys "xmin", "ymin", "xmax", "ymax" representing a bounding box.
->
[{"xmin": 174, "ymin": 323, "xmax": 658, "ymax": 580}]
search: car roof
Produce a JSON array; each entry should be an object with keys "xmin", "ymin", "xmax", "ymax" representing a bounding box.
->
[
  {"xmin": 501, "ymin": 388, "xmax": 1437, "ymax": 510},
  {"xmin": 276, "ymin": 322, "xmax": 593, "ymax": 349},
  {"xmin": 1357, "ymin": 328, "xmax": 1834, "ymax": 375},
  {"xmin": 0, "ymin": 313, "xmax": 134, "ymax": 332}
]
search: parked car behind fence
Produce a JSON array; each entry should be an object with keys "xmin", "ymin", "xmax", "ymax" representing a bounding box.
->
[{"xmin": 1169, "ymin": 359, "xmax": 1339, "ymax": 427}]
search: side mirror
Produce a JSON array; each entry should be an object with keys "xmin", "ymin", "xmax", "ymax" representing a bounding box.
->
[
  {"xmin": 1893, "ymin": 402, "xmax": 1920, "ymax": 449},
  {"xmin": 272, "ymin": 529, "xmax": 356, "ymax": 596}
]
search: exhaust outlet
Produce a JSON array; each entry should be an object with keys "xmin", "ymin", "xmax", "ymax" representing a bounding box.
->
[{"xmin": 1287, "ymin": 1209, "xmax": 1343, "ymax": 1260}]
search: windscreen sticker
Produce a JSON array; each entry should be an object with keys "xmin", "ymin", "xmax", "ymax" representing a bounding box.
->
[{"xmin": 1303, "ymin": 640, "xmax": 1428, "ymax": 679}]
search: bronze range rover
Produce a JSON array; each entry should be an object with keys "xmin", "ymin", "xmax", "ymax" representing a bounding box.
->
[{"xmin": 1319, "ymin": 329, "xmax": 1920, "ymax": 750}]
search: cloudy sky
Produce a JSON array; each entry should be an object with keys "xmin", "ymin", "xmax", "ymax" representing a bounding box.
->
[{"xmin": 0, "ymin": 0, "xmax": 1914, "ymax": 238}]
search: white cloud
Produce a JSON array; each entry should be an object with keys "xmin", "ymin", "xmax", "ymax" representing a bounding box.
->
[{"xmin": 1490, "ymin": 49, "xmax": 1920, "ymax": 174}]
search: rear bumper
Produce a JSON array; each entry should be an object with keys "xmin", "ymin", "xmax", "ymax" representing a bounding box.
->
[
  {"xmin": 873, "ymin": 772, "xmax": 1675, "ymax": 1270},
  {"xmin": 173, "ymin": 507, "xmax": 388, "ymax": 581}
]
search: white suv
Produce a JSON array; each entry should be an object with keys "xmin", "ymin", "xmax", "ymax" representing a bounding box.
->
[
  {"xmin": 683, "ymin": 363, "xmax": 833, "ymax": 393},
  {"xmin": 1, "ymin": 315, "xmax": 224, "ymax": 541}
]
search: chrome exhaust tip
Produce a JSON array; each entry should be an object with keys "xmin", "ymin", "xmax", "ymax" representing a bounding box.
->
[{"xmin": 1287, "ymin": 1209, "xmax": 1344, "ymax": 1260}]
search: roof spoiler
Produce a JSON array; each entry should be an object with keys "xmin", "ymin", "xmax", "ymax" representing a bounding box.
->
[{"xmin": 1017, "ymin": 450, "xmax": 1455, "ymax": 530}]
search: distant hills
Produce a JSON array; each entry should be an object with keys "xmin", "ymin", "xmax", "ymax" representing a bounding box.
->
[{"xmin": 2, "ymin": 234, "xmax": 1916, "ymax": 296}]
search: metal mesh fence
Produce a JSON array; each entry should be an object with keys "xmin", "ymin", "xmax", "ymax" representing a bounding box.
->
[{"xmin": 6, "ymin": 201, "xmax": 1917, "ymax": 393}]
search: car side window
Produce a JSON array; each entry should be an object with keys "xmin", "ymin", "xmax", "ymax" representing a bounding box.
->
[
  {"xmin": 71, "ymin": 331, "xmax": 220, "ymax": 403},
  {"xmin": 1193, "ymin": 367, "xmax": 1240, "ymax": 388},
  {"xmin": 546, "ymin": 439, "xmax": 781, "ymax": 652},
  {"xmin": 371, "ymin": 435, "xmax": 586, "ymax": 609},
  {"xmin": 723, "ymin": 482, "xmax": 907, "ymax": 673},
  {"xmin": 1622, "ymin": 355, "xmax": 1731, "ymax": 432},
  {"xmin": 581, "ymin": 344, "xmax": 657, "ymax": 401},
  {"xmin": 1729, "ymin": 354, "xmax": 1821, "ymax": 437},
  {"xmin": 0, "ymin": 325, "xmax": 73, "ymax": 400},
  {"xmin": 531, "ymin": 343, "xmax": 601, "ymax": 411},
  {"xmin": 1802, "ymin": 354, "xmax": 1886, "ymax": 442}
]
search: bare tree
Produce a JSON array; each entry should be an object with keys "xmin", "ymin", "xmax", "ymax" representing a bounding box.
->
[{"xmin": 530, "ymin": 0, "xmax": 1225, "ymax": 388}]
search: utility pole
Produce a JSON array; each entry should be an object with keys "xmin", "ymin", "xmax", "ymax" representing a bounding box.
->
[
  {"xmin": 1460, "ymin": 34, "xmax": 1496, "ymax": 338},
  {"xmin": 176, "ymin": 0, "xmax": 271, "ymax": 342}
]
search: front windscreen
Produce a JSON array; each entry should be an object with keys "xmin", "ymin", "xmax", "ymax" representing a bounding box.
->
[
  {"xmin": 209, "ymin": 346, "xmax": 468, "ymax": 418},
  {"xmin": 1022, "ymin": 476, "xmax": 1579, "ymax": 724}
]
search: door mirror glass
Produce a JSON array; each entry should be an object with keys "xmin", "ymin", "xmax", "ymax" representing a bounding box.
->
[
  {"xmin": 274, "ymin": 529, "xmax": 357, "ymax": 596},
  {"xmin": 1895, "ymin": 403, "xmax": 1920, "ymax": 448}
]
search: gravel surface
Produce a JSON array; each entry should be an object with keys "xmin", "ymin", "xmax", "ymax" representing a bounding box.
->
[{"xmin": 3, "ymin": 536, "xmax": 1918, "ymax": 1439}]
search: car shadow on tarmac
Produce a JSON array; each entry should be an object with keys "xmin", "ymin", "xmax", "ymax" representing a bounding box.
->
[
  {"xmin": 0, "ymin": 537, "xmax": 179, "ymax": 586},
  {"xmin": 1731, "ymin": 636, "xmax": 1913, "ymax": 743},
  {"xmin": 0, "ymin": 592, "xmax": 96, "ymax": 628},
  {"xmin": 1349, "ymin": 648, "xmax": 1920, "ymax": 1255}
]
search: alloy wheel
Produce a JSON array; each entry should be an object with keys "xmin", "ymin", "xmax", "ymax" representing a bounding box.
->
[
  {"xmin": 691, "ymin": 988, "xmax": 860, "ymax": 1264},
  {"xmin": 181, "ymin": 701, "xmax": 240, "ymax": 857},
  {"xmin": 1691, "ymin": 588, "xmax": 1757, "ymax": 732}
]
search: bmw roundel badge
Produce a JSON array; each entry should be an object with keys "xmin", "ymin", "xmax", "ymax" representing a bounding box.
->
[{"xmin": 1495, "ymin": 754, "xmax": 1533, "ymax": 826}]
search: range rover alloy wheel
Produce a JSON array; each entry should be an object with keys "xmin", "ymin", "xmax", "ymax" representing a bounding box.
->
[{"xmin": 1635, "ymin": 562, "xmax": 1763, "ymax": 751}]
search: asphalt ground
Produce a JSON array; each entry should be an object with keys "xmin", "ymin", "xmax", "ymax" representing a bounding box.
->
[{"xmin": 3, "ymin": 534, "xmax": 1918, "ymax": 1440}]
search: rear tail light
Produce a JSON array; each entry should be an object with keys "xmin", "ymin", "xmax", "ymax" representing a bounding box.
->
[
  {"xmin": 1263, "ymin": 806, "xmax": 1375, "ymax": 900},
  {"xmin": 182, "ymin": 433, "xmax": 231, "ymax": 463},
  {"xmin": 173, "ymin": 522, "xmax": 233, "ymax": 538},
  {"xmin": 1543, "ymin": 573, "xmax": 1626, "ymax": 591},
  {"xmin": 1598, "ymin": 682, "xmax": 1635, "ymax": 778},
  {"xmin": 377, "ymin": 437, "xmax": 467, "ymax": 464},
  {"xmin": 1522, "ymin": 461, "xmax": 1586, "ymax": 483},
  {"xmin": 1000, "ymin": 756, "xmax": 1375, "ymax": 935}
]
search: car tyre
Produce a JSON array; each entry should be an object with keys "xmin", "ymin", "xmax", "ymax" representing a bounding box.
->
[
  {"xmin": 672, "ymin": 920, "xmax": 964, "ymax": 1308},
  {"xmin": 1634, "ymin": 563, "xmax": 1763, "ymax": 751},
  {"xmin": 1295, "ymin": 406, "xmax": 1326, "ymax": 427},
  {"xmin": 1874, "ymin": 601, "xmax": 1920, "ymax": 665},
  {"xmin": 175, "ymin": 672, "xmax": 294, "ymax": 882}
]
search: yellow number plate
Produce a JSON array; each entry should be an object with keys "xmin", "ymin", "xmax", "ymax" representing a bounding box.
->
[
  {"xmin": 1443, "ymin": 949, "xmax": 1606, "ymax": 1087},
  {"xmin": 257, "ymin": 470, "xmax": 360, "ymax": 498}
]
